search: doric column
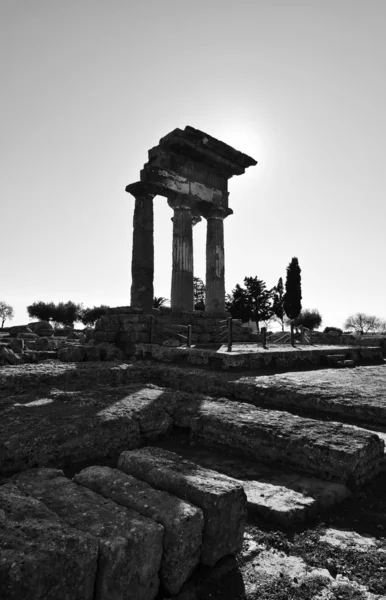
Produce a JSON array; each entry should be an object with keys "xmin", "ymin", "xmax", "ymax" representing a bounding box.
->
[
  {"xmin": 204, "ymin": 208, "xmax": 232, "ymax": 315},
  {"xmin": 168, "ymin": 197, "xmax": 195, "ymax": 312},
  {"xmin": 127, "ymin": 183, "xmax": 155, "ymax": 313}
]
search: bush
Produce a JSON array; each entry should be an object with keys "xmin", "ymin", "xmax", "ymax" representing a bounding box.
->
[
  {"xmin": 324, "ymin": 326, "xmax": 343, "ymax": 335},
  {"xmin": 81, "ymin": 305, "xmax": 109, "ymax": 327},
  {"xmin": 293, "ymin": 308, "xmax": 322, "ymax": 331}
]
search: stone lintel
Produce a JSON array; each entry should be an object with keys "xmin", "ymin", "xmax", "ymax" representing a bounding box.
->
[{"xmin": 140, "ymin": 167, "xmax": 227, "ymax": 208}]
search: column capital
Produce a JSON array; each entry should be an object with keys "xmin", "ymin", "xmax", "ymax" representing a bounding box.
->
[
  {"xmin": 126, "ymin": 181, "xmax": 154, "ymax": 200},
  {"xmin": 200, "ymin": 205, "xmax": 233, "ymax": 220},
  {"xmin": 167, "ymin": 194, "xmax": 195, "ymax": 212}
]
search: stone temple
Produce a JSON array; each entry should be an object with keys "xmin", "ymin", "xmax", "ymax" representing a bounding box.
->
[{"xmin": 126, "ymin": 126, "xmax": 257, "ymax": 315}]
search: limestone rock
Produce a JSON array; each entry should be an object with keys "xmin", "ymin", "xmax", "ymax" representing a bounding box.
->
[
  {"xmin": 7, "ymin": 325, "xmax": 33, "ymax": 336},
  {"xmin": 75, "ymin": 465, "xmax": 204, "ymax": 594},
  {"xmin": 0, "ymin": 389, "xmax": 141, "ymax": 474},
  {"xmin": 30, "ymin": 321, "xmax": 54, "ymax": 337},
  {"xmin": 178, "ymin": 398, "xmax": 384, "ymax": 488},
  {"xmin": 118, "ymin": 446, "xmax": 247, "ymax": 566},
  {"xmin": 0, "ymin": 346, "xmax": 23, "ymax": 366},
  {"xmin": 0, "ymin": 482, "xmax": 98, "ymax": 600},
  {"xmin": 84, "ymin": 344, "xmax": 101, "ymax": 361},
  {"xmin": 13, "ymin": 469, "xmax": 164, "ymax": 600},
  {"xmin": 8, "ymin": 338, "xmax": 25, "ymax": 353},
  {"xmin": 58, "ymin": 345, "xmax": 86, "ymax": 362},
  {"xmin": 33, "ymin": 337, "xmax": 57, "ymax": 351},
  {"xmin": 66, "ymin": 330, "xmax": 80, "ymax": 340}
]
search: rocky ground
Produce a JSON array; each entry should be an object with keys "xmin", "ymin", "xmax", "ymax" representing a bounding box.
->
[{"xmin": 1, "ymin": 359, "xmax": 386, "ymax": 599}]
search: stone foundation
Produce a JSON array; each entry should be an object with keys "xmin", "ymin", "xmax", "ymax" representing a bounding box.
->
[{"xmin": 94, "ymin": 306, "xmax": 251, "ymax": 349}]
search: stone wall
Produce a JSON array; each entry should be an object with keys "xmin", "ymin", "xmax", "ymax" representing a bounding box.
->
[{"xmin": 94, "ymin": 307, "xmax": 251, "ymax": 349}]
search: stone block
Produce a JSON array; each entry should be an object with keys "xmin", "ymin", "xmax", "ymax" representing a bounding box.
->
[
  {"xmin": 34, "ymin": 350, "xmax": 58, "ymax": 361},
  {"xmin": 8, "ymin": 338, "xmax": 24, "ymax": 353},
  {"xmin": 58, "ymin": 346, "xmax": 86, "ymax": 362},
  {"xmin": 106, "ymin": 331, "xmax": 117, "ymax": 342},
  {"xmin": 84, "ymin": 345, "xmax": 101, "ymax": 361},
  {"xmin": 75, "ymin": 465, "xmax": 204, "ymax": 594},
  {"xmin": 0, "ymin": 482, "xmax": 98, "ymax": 600},
  {"xmin": 119, "ymin": 314, "xmax": 141, "ymax": 323},
  {"xmin": 118, "ymin": 446, "xmax": 247, "ymax": 566},
  {"xmin": 132, "ymin": 322, "xmax": 151, "ymax": 331},
  {"xmin": 94, "ymin": 331, "xmax": 108, "ymax": 342},
  {"xmin": 179, "ymin": 398, "xmax": 384, "ymax": 488},
  {"xmin": 107, "ymin": 306, "xmax": 142, "ymax": 315},
  {"xmin": 0, "ymin": 392, "xmax": 141, "ymax": 474},
  {"xmin": 0, "ymin": 347, "xmax": 23, "ymax": 365},
  {"xmin": 13, "ymin": 469, "xmax": 163, "ymax": 600},
  {"xmin": 135, "ymin": 332, "xmax": 151, "ymax": 343}
]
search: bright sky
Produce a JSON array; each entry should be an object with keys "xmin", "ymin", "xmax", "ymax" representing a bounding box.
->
[{"xmin": 1, "ymin": 0, "xmax": 385, "ymax": 329}]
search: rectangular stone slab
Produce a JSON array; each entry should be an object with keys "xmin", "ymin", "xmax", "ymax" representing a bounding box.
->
[
  {"xmin": 0, "ymin": 482, "xmax": 98, "ymax": 600},
  {"xmin": 118, "ymin": 446, "xmax": 247, "ymax": 566},
  {"xmin": 176, "ymin": 398, "xmax": 384, "ymax": 488},
  {"xmin": 75, "ymin": 465, "xmax": 204, "ymax": 595},
  {"xmin": 13, "ymin": 468, "xmax": 164, "ymax": 600}
]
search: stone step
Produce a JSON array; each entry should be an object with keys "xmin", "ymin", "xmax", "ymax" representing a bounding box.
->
[
  {"xmin": 118, "ymin": 446, "xmax": 247, "ymax": 566},
  {"xmin": 12, "ymin": 468, "xmax": 164, "ymax": 600},
  {"xmin": 149, "ymin": 436, "xmax": 352, "ymax": 527},
  {"xmin": 130, "ymin": 363, "xmax": 386, "ymax": 429},
  {"xmin": 0, "ymin": 482, "xmax": 98, "ymax": 600},
  {"xmin": 74, "ymin": 465, "xmax": 204, "ymax": 595},
  {"xmin": 173, "ymin": 398, "xmax": 385, "ymax": 488},
  {"xmin": 326, "ymin": 354, "xmax": 347, "ymax": 361}
]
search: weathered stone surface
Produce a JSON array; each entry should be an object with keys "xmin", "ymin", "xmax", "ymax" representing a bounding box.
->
[
  {"xmin": 0, "ymin": 346, "xmax": 23, "ymax": 365},
  {"xmin": 8, "ymin": 338, "xmax": 24, "ymax": 353},
  {"xmin": 58, "ymin": 345, "xmax": 86, "ymax": 362},
  {"xmin": 13, "ymin": 469, "xmax": 163, "ymax": 600},
  {"xmin": 118, "ymin": 446, "xmax": 247, "ymax": 566},
  {"xmin": 174, "ymin": 398, "xmax": 384, "ymax": 487},
  {"xmin": 8, "ymin": 325, "xmax": 33, "ymax": 335},
  {"xmin": 75, "ymin": 465, "xmax": 204, "ymax": 594},
  {"xmin": 0, "ymin": 384, "xmax": 141, "ymax": 474},
  {"xmin": 0, "ymin": 482, "xmax": 98, "ymax": 600},
  {"xmin": 157, "ymin": 440, "xmax": 351, "ymax": 526},
  {"xmin": 30, "ymin": 321, "xmax": 54, "ymax": 337}
]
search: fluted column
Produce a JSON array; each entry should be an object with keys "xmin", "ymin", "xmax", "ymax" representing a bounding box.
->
[
  {"xmin": 127, "ymin": 184, "xmax": 155, "ymax": 313},
  {"xmin": 168, "ymin": 197, "xmax": 194, "ymax": 312},
  {"xmin": 205, "ymin": 208, "xmax": 231, "ymax": 315}
]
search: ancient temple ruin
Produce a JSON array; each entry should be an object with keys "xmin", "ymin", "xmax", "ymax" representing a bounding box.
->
[{"xmin": 126, "ymin": 126, "xmax": 257, "ymax": 315}]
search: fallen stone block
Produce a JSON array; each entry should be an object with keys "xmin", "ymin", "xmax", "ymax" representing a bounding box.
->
[
  {"xmin": 75, "ymin": 465, "xmax": 204, "ymax": 594},
  {"xmin": 174, "ymin": 398, "xmax": 384, "ymax": 488},
  {"xmin": 0, "ymin": 482, "xmax": 98, "ymax": 600},
  {"xmin": 118, "ymin": 446, "xmax": 247, "ymax": 566},
  {"xmin": 0, "ymin": 346, "xmax": 23, "ymax": 365},
  {"xmin": 13, "ymin": 468, "xmax": 163, "ymax": 600}
]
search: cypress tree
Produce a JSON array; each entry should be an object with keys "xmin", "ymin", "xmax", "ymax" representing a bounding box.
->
[{"xmin": 283, "ymin": 257, "xmax": 302, "ymax": 320}]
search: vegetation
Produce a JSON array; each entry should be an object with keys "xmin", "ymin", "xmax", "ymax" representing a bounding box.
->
[
  {"xmin": 293, "ymin": 308, "xmax": 322, "ymax": 331},
  {"xmin": 81, "ymin": 305, "xmax": 109, "ymax": 326},
  {"xmin": 153, "ymin": 297, "xmax": 168, "ymax": 309},
  {"xmin": 272, "ymin": 277, "xmax": 285, "ymax": 331},
  {"xmin": 324, "ymin": 326, "xmax": 343, "ymax": 334},
  {"xmin": 27, "ymin": 301, "xmax": 83, "ymax": 327},
  {"xmin": 344, "ymin": 312, "xmax": 386, "ymax": 334},
  {"xmin": 226, "ymin": 276, "xmax": 274, "ymax": 331},
  {"xmin": 27, "ymin": 301, "xmax": 57, "ymax": 323},
  {"xmin": 283, "ymin": 257, "xmax": 302, "ymax": 321},
  {"xmin": 193, "ymin": 277, "xmax": 206, "ymax": 311},
  {"xmin": 0, "ymin": 301, "xmax": 14, "ymax": 328}
]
